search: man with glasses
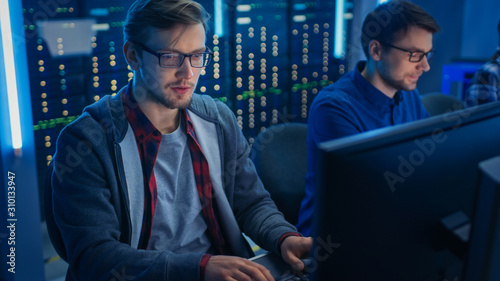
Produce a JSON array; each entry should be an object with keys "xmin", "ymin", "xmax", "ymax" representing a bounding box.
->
[
  {"xmin": 49, "ymin": 0, "xmax": 312, "ymax": 280},
  {"xmin": 297, "ymin": 0, "xmax": 441, "ymax": 236}
]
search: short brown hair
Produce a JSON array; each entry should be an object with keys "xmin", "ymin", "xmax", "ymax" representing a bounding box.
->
[
  {"xmin": 123, "ymin": 0, "xmax": 210, "ymax": 44},
  {"xmin": 361, "ymin": 1, "xmax": 440, "ymax": 59}
]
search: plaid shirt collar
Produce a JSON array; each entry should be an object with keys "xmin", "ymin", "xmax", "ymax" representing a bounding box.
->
[{"xmin": 121, "ymin": 81, "xmax": 207, "ymax": 250}]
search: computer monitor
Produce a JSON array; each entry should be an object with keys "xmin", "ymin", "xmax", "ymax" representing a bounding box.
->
[
  {"xmin": 463, "ymin": 156, "xmax": 500, "ymax": 281},
  {"xmin": 310, "ymin": 101, "xmax": 500, "ymax": 281}
]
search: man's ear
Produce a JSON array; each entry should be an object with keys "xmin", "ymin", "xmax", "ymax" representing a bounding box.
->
[
  {"xmin": 368, "ymin": 40, "xmax": 383, "ymax": 61},
  {"xmin": 124, "ymin": 41, "xmax": 140, "ymax": 71}
]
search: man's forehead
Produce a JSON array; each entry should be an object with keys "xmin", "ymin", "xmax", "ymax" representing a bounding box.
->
[
  {"xmin": 392, "ymin": 26, "xmax": 433, "ymax": 50},
  {"xmin": 144, "ymin": 24, "xmax": 206, "ymax": 49}
]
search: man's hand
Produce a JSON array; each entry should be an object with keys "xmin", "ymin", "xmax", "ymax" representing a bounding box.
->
[
  {"xmin": 280, "ymin": 236, "xmax": 313, "ymax": 272},
  {"xmin": 205, "ymin": 255, "xmax": 274, "ymax": 281}
]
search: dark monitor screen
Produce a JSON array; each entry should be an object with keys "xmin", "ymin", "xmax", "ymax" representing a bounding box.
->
[
  {"xmin": 463, "ymin": 156, "xmax": 500, "ymax": 281},
  {"xmin": 311, "ymin": 101, "xmax": 500, "ymax": 281}
]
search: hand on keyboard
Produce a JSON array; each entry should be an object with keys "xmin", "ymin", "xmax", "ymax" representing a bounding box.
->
[
  {"xmin": 205, "ymin": 255, "xmax": 275, "ymax": 281},
  {"xmin": 276, "ymin": 258, "xmax": 311, "ymax": 281},
  {"xmin": 280, "ymin": 236, "xmax": 314, "ymax": 272}
]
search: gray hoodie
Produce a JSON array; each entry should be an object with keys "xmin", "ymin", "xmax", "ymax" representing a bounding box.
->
[{"xmin": 50, "ymin": 85, "xmax": 297, "ymax": 281}]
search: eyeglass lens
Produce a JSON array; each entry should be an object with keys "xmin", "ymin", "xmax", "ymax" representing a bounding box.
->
[
  {"xmin": 160, "ymin": 53, "xmax": 210, "ymax": 67},
  {"xmin": 410, "ymin": 51, "xmax": 434, "ymax": 62}
]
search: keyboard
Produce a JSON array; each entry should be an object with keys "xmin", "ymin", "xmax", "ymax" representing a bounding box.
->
[
  {"xmin": 276, "ymin": 272, "xmax": 309, "ymax": 281},
  {"xmin": 249, "ymin": 252, "xmax": 310, "ymax": 281}
]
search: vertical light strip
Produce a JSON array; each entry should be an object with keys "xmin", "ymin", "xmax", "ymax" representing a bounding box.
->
[
  {"xmin": 0, "ymin": 0, "xmax": 23, "ymax": 150},
  {"xmin": 334, "ymin": 0, "xmax": 345, "ymax": 59},
  {"xmin": 214, "ymin": 0, "xmax": 223, "ymax": 36}
]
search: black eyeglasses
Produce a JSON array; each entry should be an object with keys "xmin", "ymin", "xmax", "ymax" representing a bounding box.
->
[
  {"xmin": 384, "ymin": 43, "xmax": 436, "ymax": 62},
  {"xmin": 136, "ymin": 43, "xmax": 213, "ymax": 68}
]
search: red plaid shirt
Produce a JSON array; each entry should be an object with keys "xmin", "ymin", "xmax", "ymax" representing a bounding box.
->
[{"xmin": 122, "ymin": 86, "xmax": 227, "ymax": 254}]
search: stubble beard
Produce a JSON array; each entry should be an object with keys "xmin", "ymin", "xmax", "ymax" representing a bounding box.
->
[
  {"xmin": 149, "ymin": 83, "xmax": 195, "ymax": 110},
  {"xmin": 379, "ymin": 65, "xmax": 418, "ymax": 93}
]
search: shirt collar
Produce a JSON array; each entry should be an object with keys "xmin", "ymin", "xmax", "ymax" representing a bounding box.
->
[
  {"xmin": 183, "ymin": 107, "xmax": 197, "ymax": 141},
  {"xmin": 122, "ymin": 84, "xmax": 161, "ymax": 144},
  {"xmin": 353, "ymin": 61, "xmax": 404, "ymax": 107}
]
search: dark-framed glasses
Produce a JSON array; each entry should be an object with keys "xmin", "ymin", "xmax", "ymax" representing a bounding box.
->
[
  {"xmin": 136, "ymin": 43, "xmax": 213, "ymax": 68},
  {"xmin": 384, "ymin": 43, "xmax": 436, "ymax": 62}
]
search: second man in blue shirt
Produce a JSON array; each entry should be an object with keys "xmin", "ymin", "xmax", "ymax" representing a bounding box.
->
[{"xmin": 297, "ymin": 0, "xmax": 440, "ymax": 236}]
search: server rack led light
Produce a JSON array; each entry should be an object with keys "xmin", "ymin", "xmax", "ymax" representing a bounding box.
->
[
  {"xmin": 334, "ymin": 0, "xmax": 345, "ymax": 59},
  {"xmin": 215, "ymin": 0, "xmax": 224, "ymax": 36},
  {"xmin": 0, "ymin": 0, "xmax": 23, "ymax": 151}
]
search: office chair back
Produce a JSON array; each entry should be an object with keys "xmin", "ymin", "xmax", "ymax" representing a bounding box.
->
[
  {"xmin": 421, "ymin": 92, "xmax": 465, "ymax": 116},
  {"xmin": 250, "ymin": 123, "xmax": 307, "ymax": 225}
]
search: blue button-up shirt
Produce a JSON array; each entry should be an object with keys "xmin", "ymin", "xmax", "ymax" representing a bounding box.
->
[{"xmin": 297, "ymin": 61, "xmax": 430, "ymax": 236}]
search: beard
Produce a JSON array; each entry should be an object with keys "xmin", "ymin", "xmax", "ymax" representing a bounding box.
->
[
  {"xmin": 148, "ymin": 84, "xmax": 194, "ymax": 110},
  {"xmin": 382, "ymin": 75, "xmax": 417, "ymax": 92},
  {"xmin": 378, "ymin": 62, "xmax": 419, "ymax": 92}
]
